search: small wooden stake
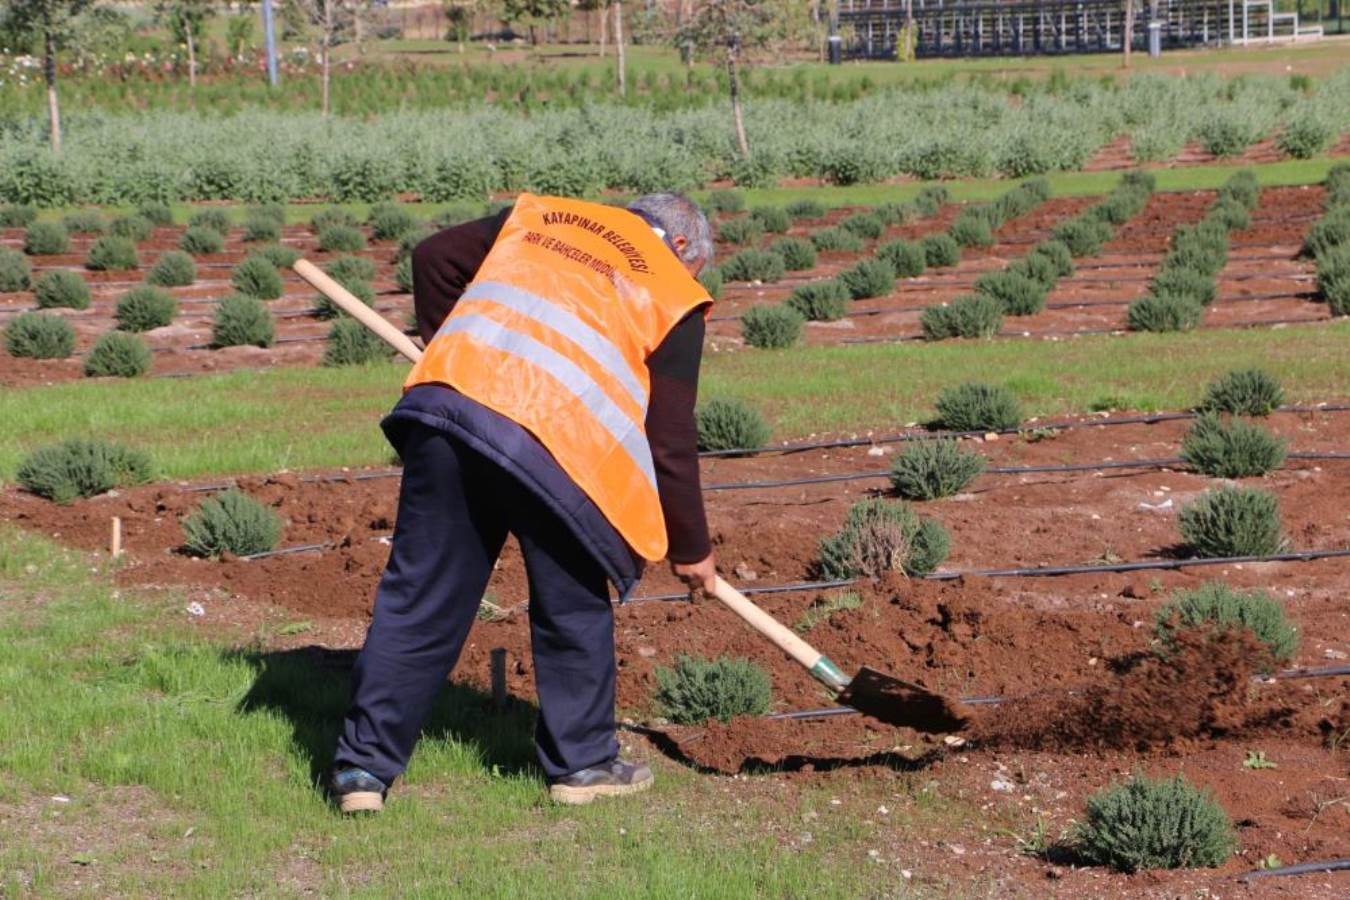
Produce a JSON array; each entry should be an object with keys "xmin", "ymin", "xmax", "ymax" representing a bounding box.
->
[
  {"xmin": 490, "ymin": 648, "xmax": 507, "ymax": 709},
  {"xmin": 110, "ymin": 516, "xmax": 123, "ymax": 559}
]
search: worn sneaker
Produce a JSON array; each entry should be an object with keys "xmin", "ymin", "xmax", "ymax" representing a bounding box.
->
[
  {"xmin": 331, "ymin": 766, "xmax": 387, "ymax": 814},
  {"xmin": 548, "ymin": 758, "xmax": 654, "ymax": 806}
]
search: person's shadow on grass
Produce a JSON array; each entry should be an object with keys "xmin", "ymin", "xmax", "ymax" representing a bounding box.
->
[{"xmin": 233, "ymin": 646, "xmax": 541, "ymax": 793}]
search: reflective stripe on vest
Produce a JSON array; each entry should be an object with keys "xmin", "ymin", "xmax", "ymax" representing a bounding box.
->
[
  {"xmin": 405, "ymin": 193, "xmax": 712, "ymax": 561},
  {"xmin": 436, "ymin": 313, "xmax": 657, "ymax": 489}
]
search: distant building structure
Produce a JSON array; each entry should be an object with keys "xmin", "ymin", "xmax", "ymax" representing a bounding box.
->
[{"xmin": 836, "ymin": 1, "xmax": 1331, "ymax": 59}]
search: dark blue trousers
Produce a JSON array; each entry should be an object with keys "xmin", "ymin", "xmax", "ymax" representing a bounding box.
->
[{"xmin": 334, "ymin": 422, "xmax": 619, "ymax": 783}]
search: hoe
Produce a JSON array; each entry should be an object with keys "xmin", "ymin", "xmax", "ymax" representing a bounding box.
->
[{"xmin": 295, "ymin": 260, "xmax": 971, "ymax": 733}]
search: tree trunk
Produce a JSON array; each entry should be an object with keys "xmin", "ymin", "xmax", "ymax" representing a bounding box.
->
[
  {"xmin": 1123, "ymin": 0, "xmax": 1135, "ymax": 68},
  {"xmin": 321, "ymin": 0, "xmax": 332, "ymax": 117},
  {"xmin": 44, "ymin": 21, "xmax": 62, "ymax": 154},
  {"xmin": 185, "ymin": 23, "xmax": 198, "ymax": 88},
  {"xmin": 728, "ymin": 37, "xmax": 749, "ymax": 158},
  {"xmin": 598, "ymin": 1, "xmax": 608, "ymax": 56},
  {"xmin": 614, "ymin": 2, "xmax": 626, "ymax": 96}
]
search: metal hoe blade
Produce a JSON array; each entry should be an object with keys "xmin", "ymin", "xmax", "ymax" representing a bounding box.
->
[{"xmin": 836, "ymin": 666, "xmax": 973, "ymax": 733}]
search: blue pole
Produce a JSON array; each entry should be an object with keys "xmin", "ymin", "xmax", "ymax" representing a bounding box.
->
[{"xmin": 262, "ymin": 0, "xmax": 279, "ymax": 87}]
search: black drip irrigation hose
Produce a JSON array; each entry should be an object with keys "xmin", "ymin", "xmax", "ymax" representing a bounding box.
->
[
  {"xmin": 703, "ymin": 452, "xmax": 1350, "ymax": 493},
  {"xmin": 1240, "ymin": 859, "xmax": 1350, "ymax": 880},
  {"xmin": 835, "ymin": 313, "xmax": 1336, "ymax": 346},
  {"xmin": 624, "ymin": 547, "xmax": 1350, "ymax": 603},
  {"xmin": 832, "ymin": 288, "xmax": 1317, "ymax": 321},
  {"xmin": 697, "ymin": 404, "xmax": 1350, "ymax": 459}
]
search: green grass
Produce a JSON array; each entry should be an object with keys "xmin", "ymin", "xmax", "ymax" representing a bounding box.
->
[
  {"xmin": 2, "ymin": 322, "xmax": 1346, "ymax": 481},
  {"xmin": 0, "ymin": 525, "xmax": 977, "ymax": 895}
]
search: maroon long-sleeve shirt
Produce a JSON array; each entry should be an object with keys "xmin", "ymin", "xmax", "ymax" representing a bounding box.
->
[{"xmin": 409, "ymin": 211, "xmax": 712, "ymax": 564}]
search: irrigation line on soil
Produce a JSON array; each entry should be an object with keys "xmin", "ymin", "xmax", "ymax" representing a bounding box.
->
[
  {"xmin": 831, "ymin": 289, "xmax": 1316, "ymax": 322},
  {"xmin": 702, "ymin": 452, "xmax": 1350, "ymax": 492},
  {"xmin": 1239, "ymin": 859, "xmax": 1350, "ymax": 880},
  {"xmin": 625, "ymin": 548, "xmax": 1350, "ymax": 603},
  {"xmin": 835, "ymin": 314, "xmax": 1336, "ymax": 346},
  {"xmin": 698, "ymin": 404, "xmax": 1350, "ymax": 458}
]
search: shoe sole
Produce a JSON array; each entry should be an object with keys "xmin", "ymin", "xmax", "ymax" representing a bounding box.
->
[
  {"xmin": 549, "ymin": 775, "xmax": 653, "ymax": 806},
  {"xmin": 338, "ymin": 791, "xmax": 384, "ymax": 814}
]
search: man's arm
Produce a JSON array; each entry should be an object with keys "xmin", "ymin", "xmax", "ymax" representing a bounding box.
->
[
  {"xmin": 646, "ymin": 310, "xmax": 714, "ymax": 590},
  {"xmin": 409, "ymin": 209, "xmax": 510, "ymax": 344}
]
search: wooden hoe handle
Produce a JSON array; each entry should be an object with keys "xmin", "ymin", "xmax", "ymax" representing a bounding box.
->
[
  {"xmin": 293, "ymin": 258, "xmax": 424, "ymax": 363},
  {"xmin": 711, "ymin": 576, "xmax": 850, "ymax": 693}
]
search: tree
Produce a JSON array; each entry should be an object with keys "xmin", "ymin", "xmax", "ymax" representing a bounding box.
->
[
  {"xmin": 293, "ymin": 0, "xmax": 367, "ymax": 116},
  {"xmin": 1, "ymin": 0, "xmax": 92, "ymax": 153},
  {"xmin": 1123, "ymin": 0, "xmax": 1135, "ymax": 68},
  {"xmin": 443, "ymin": 1, "xmax": 474, "ymax": 52},
  {"xmin": 678, "ymin": 1, "xmax": 779, "ymax": 158},
  {"xmin": 156, "ymin": 0, "xmax": 215, "ymax": 88},
  {"xmin": 500, "ymin": 0, "xmax": 568, "ymax": 45},
  {"xmin": 613, "ymin": 1, "xmax": 625, "ymax": 95}
]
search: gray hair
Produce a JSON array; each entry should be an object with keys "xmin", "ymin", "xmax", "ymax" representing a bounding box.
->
[{"xmin": 627, "ymin": 192, "xmax": 715, "ymax": 268}]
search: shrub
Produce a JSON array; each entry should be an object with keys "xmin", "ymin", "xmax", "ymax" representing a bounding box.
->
[
  {"xmin": 396, "ymin": 225, "xmax": 434, "ymax": 262},
  {"xmin": 1027, "ymin": 240, "xmax": 1075, "ymax": 278},
  {"xmin": 912, "ymin": 185, "xmax": 949, "ymax": 218},
  {"xmin": 1127, "ymin": 293, "xmax": 1204, "ymax": 333},
  {"xmin": 1052, "ymin": 217, "xmax": 1112, "ymax": 257},
  {"xmin": 749, "ymin": 206, "xmax": 790, "ymax": 233},
  {"xmin": 109, "ymin": 215, "xmax": 153, "ymax": 242},
  {"xmin": 920, "ymin": 233, "xmax": 961, "ymax": 267},
  {"xmin": 187, "ymin": 208, "xmax": 231, "ymax": 234},
  {"xmin": 934, "ymin": 382, "xmax": 1022, "ymax": 431},
  {"xmin": 1089, "ymin": 186, "xmax": 1150, "ymax": 226},
  {"xmin": 717, "ymin": 216, "xmax": 763, "ymax": 246},
  {"xmin": 1075, "ymin": 774, "xmax": 1236, "ymax": 873},
  {"xmin": 231, "ymin": 256, "xmax": 284, "ymax": 300},
  {"xmin": 1154, "ymin": 583, "xmax": 1297, "ymax": 668},
  {"xmin": 115, "ymin": 286, "xmax": 177, "ymax": 332},
  {"xmin": 317, "ymin": 225, "xmax": 367, "ymax": 253},
  {"xmin": 311, "ymin": 207, "xmax": 359, "ymax": 233},
  {"xmin": 785, "ymin": 198, "xmax": 826, "ymax": 220},
  {"xmin": 252, "ymin": 243, "xmax": 301, "ymax": 270},
  {"xmin": 875, "ymin": 239, "xmax": 926, "ymax": 278},
  {"xmin": 768, "ymin": 236, "xmax": 816, "ymax": 271},
  {"xmin": 247, "ymin": 202, "xmax": 285, "ymax": 225},
  {"xmin": 786, "ymin": 280, "xmax": 850, "ymax": 321},
  {"xmin": 810, "ymin": 226, "xmax": 864, "ymax": 253},
  {"xmin": 1208, "ymin": 198, "xmax": 1250, "ymax": 232},
  {"xmin": 87, "ymin": 235, "xmax": 140, "ymax": 271},
  {"xmin": 720, "ymin": 249, "xmax": 785, "ymax": 284},
  {"xmin": 1166, "ymin": 222, "xmax": 1229, "ymax": 275},
  {"xmin": 0, "ymin": 247, "xmax": 33, "ymax": 290},
  {"xmin": 367, "ymin": 202, "xmax": 418, "ymax": 241},
  {"xmin": 839, "ymin": 212, "xmax": 884, "ymax": 240},
  {"xmin": 1303, "ymin": 207, "xmax": 1350, "ymax": 259},
  {"xmin": 873, "ymin": 201, "xmax": 910, "ymax": 226},
  {"xmin": 179, "ymin": 226, "xmax": 224, "ymax": 256},
  {"xmin": 1121, "ymin": 170, "xmax": 1158, "ymax": 192},
  {"xmin": 1150, "ymin": 266, "xmax": 1217, "ymax": 306},
  {"xmin": 4, "ymin": 312, "xmax": 75, "ymax": 359},
  {"xmin": 0, "ymin": 204, "xmax": 38, "ymax": 228},
  {"xmin": 974, "ymin": 270, "xmax": 1046, "ymax": 315},
  {"xmin": 1279, "ymin": 114, "xmax": 1335, "ymax": 160},
  {"xmin": 653, "ymin": 655, "xmax": 773, "ymax": 725},
  {"xmin": 146, "ymin": 250, "xmax": 197, "ymax": 287},
  {"xmin": 919, "ymin": 294, "xmax": 1003, "ymax": 341},
  {"xmin": 1178, "ymin": 485, "xmax": 1283, "ymax": 559},
  {"xmin": 695, "ymin": 398, "xmax": 771, "ymax": 452},
  {"xmin": 1217, "ymin": 170, "xmax": 1260, "ymax": 211},
  {"xmin": 705, "ymin": 189, "xmax": 745, "ymax": 214},
  {"xmin": 315, "ymin": 280, "xmax": 374, "ymax": 319},
  {"xmin": 1316, "ymin": 244, "xmax": 1350, "ymax": 315},
  {"xmin": 136, "ymin": 201, "xmax": 174, "ymax": 227},
  {"xmin": 395, "ymin": 256, "xmax": 413, "ymax": 293},
  {"xmin": 890, "ymin": 439, "xmax": 986, "ymax": 500},
  {"xmin": 1199, "ymin": 369, "xmax": 1284, "ymax": 417},
  {"xmin": 838, "ymin": 257, "xmax": 895, "ymax": 299},
  {"xmin": 817, "ymin": 498, "xmax": 949, "ymax": 579},
  {"xmin": 24, "ymin": 221, "xmax": 69, "ymax": 255},
  {"xmin": 949, "ymin": 211, "xmax": 994, "ymax": 248},
  {"xmin": 322, "ymin": 317, "xmax": 386, "ymax": 366},
  {"xmin": 84, "ymin": 331, "xmax": 152, "ymax": 377},
  {"xmin": 698, "ymin": 266, "xmax": 722, "ymax": 300},
  {"xmin": 15, "ymin": 438, "xmax": 154, "ymax": 503},
  {"xmin": 181, "ymin": 489, "xmax": 283, "ymax": 558},
  {"xmin": 33, "ymin": 270, "xmax": 90, "ymax": 310},
  {"xmin": 212, "ymin": 294, "xmax": 275, "ymax": 348},
  {"xmin": 1007, "ymin": 251, "xmax": 1060, "ymax": 290},
  {"xmin": 741, "ymin": 304, "xmax": 803, "ymax": 349},
  {"xmin": 242, "ymin": 214, "xmax": 281, "ymax": 243},
  {"xmin": 62, "ymin": 210, "xmax": 105, "ymax": 234},
  {"xmin": 1181, "ymin": 412, "xmax": 1286, "ymax": 478}
]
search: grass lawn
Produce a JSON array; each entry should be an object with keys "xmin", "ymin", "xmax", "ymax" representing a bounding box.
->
[
  {"xmin": 0, "ymin": 526, "xmax": 989, "ymax": 896},
  {"xmin": 2, "ymin": 321, "xmax": 1346, "ymax": 482}
]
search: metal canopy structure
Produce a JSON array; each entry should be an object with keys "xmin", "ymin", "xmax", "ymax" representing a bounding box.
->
[{"xmin": 835, "ymin": 1, "xmax": 1328, "ymax": 60}]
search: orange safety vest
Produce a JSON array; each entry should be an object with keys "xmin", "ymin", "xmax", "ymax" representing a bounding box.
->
[{"xmin": 405, "ymin": 194, "xmax": 712, "ymax": 561}]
